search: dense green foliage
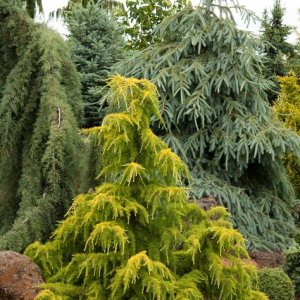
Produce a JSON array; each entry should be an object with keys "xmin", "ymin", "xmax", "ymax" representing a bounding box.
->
[
  {"xmin": 66, "ymin": 0, "xmax": 121, "ymax": 8},
  {"xmin": 0, "ymin": 1, "xmax": 84, "ymax": 251},
  {"xmin": 19, "ymin": 0, "xmax": 43, "ymax": 18},
  {"xmin": 260, "ymin": 0, "xmax": 295, "ymax": 102},
  {"xmin": 274, "ymin": 74, "xmax": 300, "ymax": 198},
  {"xmin": 116, "ymin": 0, "xmax": 300, "ymax": 250},
  {"xmin": 257, "ymin": 268, "xmax": 294, "ymax": 300},
  {"xmin": 122, "ymin": 0, "xmax": 190, "ymax": 49},
  {"xmin": 288, "ymin": 41, "xmax": 300, "ymax": 76},
  {"xmin": 58, "ymin": 0, "xmax": 190, "ymax": 50},
  {"xmin": 285, "ymin": 247, "xmax": 300, "ymax": 296},
  {"xmin": 52, "ymin": 0, "xmax": 123, "ymax": 19},
  {"xmin": 67, "ymin": 3, "xmax": 125, "ymax": 128},
  {"xmin": 26, "ymin": 76, "xmax": 267, "ymax": 300}
]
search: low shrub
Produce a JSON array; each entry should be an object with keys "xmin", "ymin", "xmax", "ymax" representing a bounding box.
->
[{"xmin": 257, "ymin": 268, "xmax": 294, "ymax": 300}]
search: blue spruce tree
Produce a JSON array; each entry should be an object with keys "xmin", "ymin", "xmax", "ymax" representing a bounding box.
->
[
  {"xmin": 66, "ymin": 2, "xmax": 125, "ymax": 128},
  {"xmin": 116, "ymin": 0, "xmax": 300, "ymax": 250}
]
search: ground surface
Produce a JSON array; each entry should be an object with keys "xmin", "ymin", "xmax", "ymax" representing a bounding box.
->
[{"xmin": 250, "ymin": 251, "xmax": 285, "ymax": 269}]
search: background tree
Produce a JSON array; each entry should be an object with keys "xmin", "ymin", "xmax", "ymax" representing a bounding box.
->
[
  {"xmin": 116, "ymin": 0, "xmax": 300, "ymax": 250},
  {"xmin": 287, "ymin": 38, "xmax": 300, "ymax": 77},
  {"xmin": 66, "ymin": 2, "xmax": 126, "ymax": 128},
  {"xmin": 66, "ymin": 0, "xmax": 120, "ymax": 7},
  {"xmin": 0, "ymin": 0, "xmax": 85, "ymax": 251},
  {"xmin": 17, "ymin": 0, "xmax": 43, "ymax": 18},
  {"xmin": 25, "ymin": 0, "xmax": 42, "ymax": 17},
  {"xmin": 57, "ymin": 0, "xmax": 190, "ymax": 50},
  {"xmin": 53, "ymin": 0, "xmax": 123, "ymax": 18},
  {"xmin": 122, "ymin": 0, "xmax": 190, "ymax": 50},
  {"xmin": 260, "ymin": 0, "xmax": 295, "ymax": 102},
  {"xmin": 26, "ymin": 75, "xmax": 266, "ymax": 300}
]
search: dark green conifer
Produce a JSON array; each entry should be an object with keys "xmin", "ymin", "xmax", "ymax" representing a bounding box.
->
[
  {"xmin": 287, "ymin": 38, "xmax": 300, "ymax": 77},
  {"xmin": 115, "ymin": 0, "xmax": 300, "ymax": 250},
  {"xmin": 18, "ymin": 0, "xmax": 43, "ymax": 18},
  {"xmin": 25, "ymin": 0, "xmax": 42, "ymax": 17},
  {"xmin": 64, "ymin": 0, "xmax": 122, "ymax": 10},
  {"xmin": 66, "ymin": 2, "xmax": 125, "ymax": 128},
  {"xmin": 26, "ymin": 75, "xmax": 267, "ymax": 300},
  {"xmin": 0, "ymin": 0, "xmax": 84, "ymax": 251}
]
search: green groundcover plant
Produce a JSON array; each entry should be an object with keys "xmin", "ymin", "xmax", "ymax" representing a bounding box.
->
[{"xmin": 26, "ymin": 76, "xmax": 267, "ymax": 300}]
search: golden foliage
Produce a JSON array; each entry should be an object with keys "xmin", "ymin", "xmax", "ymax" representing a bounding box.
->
[
  {"xmin": 26, "ymin": 76, "xmax": 266, "ymax": 299},
  {"xmin": 274, "ymin": 73, "xmax": 300, "ymax": 197}
]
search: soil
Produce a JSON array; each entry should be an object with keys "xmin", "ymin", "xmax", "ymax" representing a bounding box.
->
[{"xmin": 249, "ymin": 251, "xmax": 285, "ymax": 269}]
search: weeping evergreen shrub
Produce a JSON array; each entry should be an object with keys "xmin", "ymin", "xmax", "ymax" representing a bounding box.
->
[
  {"xmin": 115, "ymin": 0, "xmax": 300, "ymax": 250},
  {"xmin": 0, "ymin": 0, "xmax": 85, "ymax": 251},
  {"xmin": 25, "ymin": 76, "xmax": 267, "ymax": 300}
]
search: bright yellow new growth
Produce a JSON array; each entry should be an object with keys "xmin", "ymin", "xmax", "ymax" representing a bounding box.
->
[
  {"xmin": 85, "ymin": 221, "xmax": 128, "ymax": 253},
  {"xmin": 274, "ymin": 73, "xmax": 300, "ymax": 133},
  {"xmin": 102, "ymin": 113, "xmax": 136, "ymax": 132},
  {"xmin": 155, "ymin": 148, "xmax": 190, "ymax": 183},
  {"xmin": 121, "ymin": 162, "xmax": 147, "ymax": 185},
  {"xmin": 145, "ymin": 185, "xmax": 188, "ymax": 218},
  {"xmin": 141, "ymin": 129, "xmax": 165, "ymax": 154},
  {"xmin": 110, "ymin": 251, "xmax": 175, "ymax": 297}
]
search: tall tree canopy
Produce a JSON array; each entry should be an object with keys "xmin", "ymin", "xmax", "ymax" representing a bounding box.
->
[
  {"xmin": 0, "ymin": 0, "xmax": 84, "ymax": 251},
  {"xmin": 260, "ymin": 0, "xmax": 295, "ymax": 102},
  {"xmin": 26, "ymin": 75, "xmax": 267, "ymax": 300},
  {"xmin": 66, "ymin": 2, "xmax": 125, "ymax": 128},
  {"xmin": 116, "ymin": 0, "xmax": 300, "ymax": 250},
  {"xmin": 65, "ymin": 0, "xmax": 122, "ymax": 9},
  {"xmin": 58, "ymin": 0, "xmax": 190, "ymax": 50},
  {"xmin": 122, "ymin": 0, "xmax": 190, "ymax": 50},
  {"xmin": 53, "ymin": 0, "xmax": 123, "ymax": 18}
]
